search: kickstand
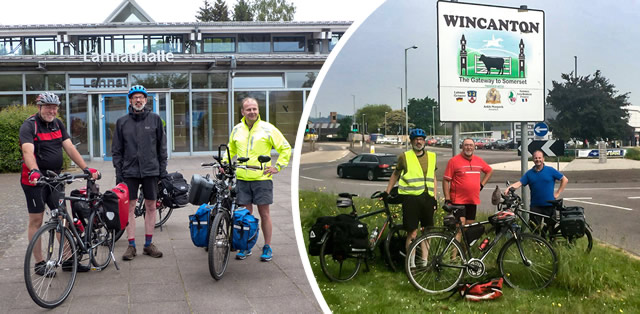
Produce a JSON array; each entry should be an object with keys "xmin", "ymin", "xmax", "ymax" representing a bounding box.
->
[
  {"xmin": 111, "ymin": 251, "xmax": 120, "ymax": 270},
  {"xmin": 363, "ymin": 258, "xmax": 371, "ymax": 273}
]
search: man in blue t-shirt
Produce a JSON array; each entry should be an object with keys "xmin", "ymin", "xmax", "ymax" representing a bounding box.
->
[{"xmin": 505, "ymin": 150, "xmax": 568, "ymax": 234}]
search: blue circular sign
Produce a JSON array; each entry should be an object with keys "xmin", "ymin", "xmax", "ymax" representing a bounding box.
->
[{"xmin": 534, "ymin": 122, "xmax": 548, "ymax": 137}]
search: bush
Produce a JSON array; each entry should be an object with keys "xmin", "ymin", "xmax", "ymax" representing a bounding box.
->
[
  {"xmin": 625, "ymin": 147, "xmax": 640, "ymax": 160},
  {"xmin": 0, "ymin": 105, "xmax": 71, "ymax": 173},
  {"xmin": 0, "ymin": 105, "xmax": 38, "ymax": 173}
]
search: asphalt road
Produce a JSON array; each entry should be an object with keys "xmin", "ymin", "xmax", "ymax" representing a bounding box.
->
[{"xmin": 300, "ymin": 143, "xmax": 640, "ymax": 256}]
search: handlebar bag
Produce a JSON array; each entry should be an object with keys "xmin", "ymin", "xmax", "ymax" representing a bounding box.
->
[
  {"xmin": 102, "ymin": 183, "xmax": 129, "ymax": 231},
  {"xmin": 232, "ymin": 208, "xmax": 260, "ymax": 251},
  {"xmin": 188, "ymin": 174, "xmax": 214, "ymax": 206},
  {"xmin": 161, "ymin": 172, "xmax": 190, "ymax": 208},
  {"xmin": 331, "ymin": 214, "xmax": 368, "ymax": 254},
  {"xmin": 189, "ymin": 204, "xmax": 213, "ymax": 247},
  {"xmin": 560, "ymin": 206, "xmax": 586, "ymax": 238},
  {"xmin": 308, "ymin": 216, "xmax": 336, "ymax": 256}
]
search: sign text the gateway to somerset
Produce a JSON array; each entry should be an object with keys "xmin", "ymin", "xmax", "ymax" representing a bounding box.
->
[
  {"xmin": 437, "ymin": 2, "xmax": 545, "ymax": 122},
  {"xmin": 83, "ymin": 51, "xmax": 175, "ymax": 63}
]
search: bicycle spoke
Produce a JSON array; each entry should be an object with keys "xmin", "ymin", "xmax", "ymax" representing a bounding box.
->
[
  {"xmin": 406, "ymin": 233, "xmax": 464, "ymax": 294},
  {"xmin": 499, "ymin": 234, "xmax": 558, "ymax": 290}
]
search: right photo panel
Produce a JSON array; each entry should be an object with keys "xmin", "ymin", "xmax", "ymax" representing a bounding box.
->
[{"xmin": 299, "ymin": 0, "xmax": 640, "ymax": 312}]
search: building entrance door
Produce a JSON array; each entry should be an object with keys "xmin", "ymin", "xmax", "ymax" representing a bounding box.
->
[{"xmin": 101, "ymin": 94, "xmax": 156, "ymax": 161}]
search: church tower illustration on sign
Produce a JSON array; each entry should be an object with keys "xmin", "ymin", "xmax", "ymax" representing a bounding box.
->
[
  {"xmin": 459, "ymin": 35, "xmax": 467, "ymax": 75},
  {"xmin": 518, "ymin": 39, "xmax": 526, "ymax": 78}
]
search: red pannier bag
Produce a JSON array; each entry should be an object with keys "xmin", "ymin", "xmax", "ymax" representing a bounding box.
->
[{"xmin": 102, "ymin": 183, "xmax": 129, "ymax": 231}]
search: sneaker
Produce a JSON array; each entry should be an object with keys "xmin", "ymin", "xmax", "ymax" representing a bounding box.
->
[
  {"xmin": 34, "ymin": 261, "xmax": 56, "ymax": 278},
  {"xmin": 62, "ymin": 259, "xmax": 91, "ymax": 272},
  {"xmin": 122, "ymin": 245, "xmax": 137, "ymax": 261},
  {"xmin": 260, "ymin": 245, "xmax": 273, "ymax": 262},
  {"xmin": 143, "ymin": 243, "xmax": 163, "ymax": 258},
  {"xmin": 236, "ymin": 250, "xmax": 252, "ymax": 260}
]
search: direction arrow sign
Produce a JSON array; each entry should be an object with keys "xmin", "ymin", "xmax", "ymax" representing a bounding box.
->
[
  {"xmin": 518, "ymin": 140, "xmax": 565, "ymax": 157},
  {"xmin": 533, "ymin": 122, "xmax": 548, "ymax": 137}
]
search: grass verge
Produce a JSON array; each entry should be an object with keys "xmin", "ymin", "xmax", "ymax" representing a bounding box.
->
[{"xmin": 300, "ymin": 190, "xmax": 640, "ymax": 313}]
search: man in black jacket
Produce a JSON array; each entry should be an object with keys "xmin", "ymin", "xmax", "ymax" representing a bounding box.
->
[{"xmin": 112, "ymin": 85, "xmax": 167, "ymax": 260}]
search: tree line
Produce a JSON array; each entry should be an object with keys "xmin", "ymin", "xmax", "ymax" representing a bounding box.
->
[{"xmin": 196, "ymin": 0, "xmax": 296, "ymax": 22}]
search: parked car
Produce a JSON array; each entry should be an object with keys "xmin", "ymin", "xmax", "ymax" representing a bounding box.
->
[
  {"xmin": 489, "ymin": 139, "xmax": 514, "ymax": 150},
  {"xmin": 337, "ymin": 153, "xmax": 398, "ymax": 181}
]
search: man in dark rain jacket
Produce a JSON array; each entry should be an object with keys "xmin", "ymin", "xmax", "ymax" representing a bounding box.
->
[{"xmin": 112, "ymin": 85, "xmax": 167, "ymax": 261}]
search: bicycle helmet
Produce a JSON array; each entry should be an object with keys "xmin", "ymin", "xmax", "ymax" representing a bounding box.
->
[
  {"xmin": 336, "ymin": 197, "xmax": 353, "ymax": 208},
  {"xmin": 409, "ymin": 128, "xmax": 426, "ymax": 140},
  {"xmin": 489, "ymin": 211, "xmax": 516, "ymax": 226},
  {"xmin": 128, "ymin": 85, "xmax": 148, "ymax": 99},
  {"xmin": 35, "ymin": 92, "xmax": 61, "ymax": 106}
]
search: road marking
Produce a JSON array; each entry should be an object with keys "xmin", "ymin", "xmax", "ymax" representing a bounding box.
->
[
  {"xmin": 564, "ymin": 197, "xmax": 592, "ymax": 200},
  {"xmin": 300, "ymin": 176, "xmax": 323, "ymax": 182},
  {"xmin": 628, "ymin": 197, "xmax": 640, "ymax": 199},
  {"xmin": 564, "ymin": 199, "xmax": 633, "ymax": 211},
  {"xmin": 565, "ymin": 187, "xmax": 640, "ymax": 191},
  {"xmin": 360, "ymin": 183, "xmax": 388, "ymax": 187},
  {"xmin": 301, "ymin": 166, "xmax": 327, "ymax": 171}
]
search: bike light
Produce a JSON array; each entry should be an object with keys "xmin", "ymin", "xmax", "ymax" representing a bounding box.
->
[{"xmin": 378, "ymin": 164, "xmax": 390, "ymax": 169}]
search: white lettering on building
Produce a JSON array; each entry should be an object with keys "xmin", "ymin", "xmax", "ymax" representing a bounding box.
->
[{"xmin": 83, "ymin": 51, "xmax": 175, "ymax": 63}]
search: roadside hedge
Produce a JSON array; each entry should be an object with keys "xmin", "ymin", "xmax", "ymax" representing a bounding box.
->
[
  {"xmin": 626, "ymin": 147, "xmax": 640, "ymax": 160},
  {"xmin": 0, "ymin": 105, "xmax": 70, "ymax": 173}
]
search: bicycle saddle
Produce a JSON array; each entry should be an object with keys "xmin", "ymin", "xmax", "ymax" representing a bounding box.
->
[
  {"xmin": 237, "ymin": 157, "xmax": 249, "ymax": 163},
  {"xmin": 442, "ymin": 203, "xmax": 465, "ymax": 214},
  {"xmin": 257, "ymin": 155, "xmax": 271, "ymax": 163},
  {"xmin": 338, "ymin": 192, "xmax": 357, "ymax": 199},
  {"xmin": 336, "ymin": 197, "xmax": 353, "ymax": 208},
  {"xmin": 547, "ymin": 199, "xmax": 563, "ymax": 207}
]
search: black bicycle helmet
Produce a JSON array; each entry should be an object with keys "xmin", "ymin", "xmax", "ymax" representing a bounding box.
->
[
  {"xmin": 128, "ymin": 85, "xmax": 148, "ymax": 98},
  {"xmin": 336, "ymin": 197, "xmax": 353, "ymax": 208},
  {"xmin": 36, "ymin": 92, "xmax": 61, "ymax": 106},
  {"xmin": 409, "ymin": 128, "xmax": 426, "ymax": 140}
]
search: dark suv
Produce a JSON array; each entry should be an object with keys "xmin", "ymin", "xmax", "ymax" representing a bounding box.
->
[{"xmin": 337, "ymin": 153, "xmax": 398, "ymax": 181}]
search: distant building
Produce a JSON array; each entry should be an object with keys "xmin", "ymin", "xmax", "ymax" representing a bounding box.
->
[{"xmin": 627, "ymin": 106, "xmax": 640, "ymax": 146}]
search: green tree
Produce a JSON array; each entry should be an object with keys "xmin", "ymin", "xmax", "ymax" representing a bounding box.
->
[
  {"xmin": 385, "ymin": 110, "xmax": 408, "ymax": 135},
  {"xmin": 212, "ymin": 0, "xmax": 230, "ymax": 21},
  {"xmin": 355, "ymin": 104, "xmax": 393, "ymax": 134},
  {"xmin": 547, "ymin": 70, "xmax": 630, "ymax": 144},
  {"xmin": 337, "ymin": 116, "xmax": 353, "ymax": 138},
  {"xmin": 252, "ymin": 0, "xmax": 296, "ymax": 21},
  {"xmin": 195, "ymin": 0, "xmax": 215, "ymax": 21},
  {"xmin": 407, "ymin": 96, "xmax": 438, "ymax": 135},
  {"xmin": 233, "ymin": 0, "xmax": 254, "ymax": 21}
]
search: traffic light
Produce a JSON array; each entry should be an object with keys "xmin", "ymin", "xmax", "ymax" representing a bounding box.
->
[{"xmin": 351, "ymin": 123, "xmax": 359, "ymax": 132}]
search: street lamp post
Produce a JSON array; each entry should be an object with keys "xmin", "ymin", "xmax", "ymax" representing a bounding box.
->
[
  {"xmin": 351, "ymin": 94, "xmax": 356, "ymax": 116},
  {"xmin": 405, "ymin": 45, "xmax": 417, "ymax": 149},
  {"xmin": 384, "ymin": 111, "xmax": 389, "ymax": 136},
  {"xmin": 431, "ymin": 106, "xmax": 436, "ymax": 136},
  {"xmin": 362, "ymin": 113, "xmax": 366, "ymax": 150}
]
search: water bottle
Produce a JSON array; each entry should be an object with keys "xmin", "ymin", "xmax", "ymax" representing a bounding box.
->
[
  {"xmin": 369, "ymin": 227, "xmax": 379, "ymax": 248},
  {"xmin": 73, "ymin": 218, "xmax": 85, "ymax": 234},
  {"xmin": 478, "ymin": 237, "xmax": 490, "ymax": 251}
]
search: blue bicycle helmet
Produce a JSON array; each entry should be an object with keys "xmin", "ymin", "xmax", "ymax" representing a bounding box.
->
[
  {"xmin": 409, "ymin": 128, "xmax": 426, "ymax": 140},
  {"xmin": 128, "ymin": 85, "xmax": 148, "ymax": 99}
]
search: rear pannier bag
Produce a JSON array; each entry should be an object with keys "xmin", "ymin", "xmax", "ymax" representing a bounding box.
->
[
  {"xmin": 102, "ymin": 183, "xmax": 129, "ymax": 231},
  {"xmin": 308, "ymin": 216, "xmax": 336, "ymax": 256},
  {"xmin": 331, "ymin": 214, "xmax": 369, "ymax": 254},
  {"xmin": 232, "ymin": 208, "xmax": 260, "ymax": 251},
  {"xmin": 189, "ymin": 204, "xmax": 212, "ymax": 247},
  {"xmin": 560, "ymin": 206, "xmax": 586, "ymax": 238},
  {"xmin": 188, "ymin": 174, "xmax": 214, "ymax": 206},
  {"xmin": 160, "ymin": 172, "xmax": 189, "ymax": 207}
]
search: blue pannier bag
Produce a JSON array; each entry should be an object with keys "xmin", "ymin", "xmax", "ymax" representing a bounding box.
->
[
  {"xmin": 232, "ymin": 208, "xmax": 260, "ymax": 251},
  {"xmin": 189, "ymin": 204, "xmax": 213, "ymax": 247}
]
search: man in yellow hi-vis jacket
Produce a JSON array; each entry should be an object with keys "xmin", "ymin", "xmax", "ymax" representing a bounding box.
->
[
  {"xmin": 227, "ymin": 97, "xmax": 291, "ymax": 262},
  {"xmin": 384, "ymin": 128, "xmax": 437, "ymax": 252}
]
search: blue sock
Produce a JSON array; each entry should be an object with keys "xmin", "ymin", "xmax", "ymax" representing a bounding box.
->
[
  {"xmin": 144, "ymin": 234, "xmax": 152, "ymax": 247},
  {"xmin": 128, "ymin": 239, "xmax": 136, "ymax": 248}
]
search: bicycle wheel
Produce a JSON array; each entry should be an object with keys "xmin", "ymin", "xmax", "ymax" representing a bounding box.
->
[
  {"xmin": 319, "ymin": 232, "xmax": 361, "ymax": 282},
  {"xmin": 208, "ymin": 210, "xmax": 231, "ymax": 280},
  {"xmin": 498, "ymin": 233, "xmax": 558, "ymax": 290},
  {"xmin": 550, "ymin": 226, "xmax": 593, "ymax": 253},
  {"xmin": 405, "ymin": 233, "xmax": 465, "ymax": 294},
  {"xmin": 383, "ymin": 224, "xmax": 407, "ymax": 272},
  {"xmin": 86, "ymin": 212, "xmax": 115, "ymax": 270},
  {"xmin": 24, "ymin": 224, "xmax": 77, "ymax": 308},
  {"xmin": 154, "ymin": 202, "xmax": 174, "ymax": 228}
]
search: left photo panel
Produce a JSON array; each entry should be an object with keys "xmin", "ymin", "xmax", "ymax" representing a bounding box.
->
[{"xmin": 0, "ymin": 0, "xmax": 353, "ymax": 311}]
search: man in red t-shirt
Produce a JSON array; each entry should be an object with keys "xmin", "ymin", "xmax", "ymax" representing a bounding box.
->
[{"xmin": 443, "ymin": 138, "xmax": 493, "ymax": 226}]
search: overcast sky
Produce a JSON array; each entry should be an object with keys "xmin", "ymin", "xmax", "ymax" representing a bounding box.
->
[{"xmin": 311, "ymin": 0, "xmax": 640, "ymax": 117}]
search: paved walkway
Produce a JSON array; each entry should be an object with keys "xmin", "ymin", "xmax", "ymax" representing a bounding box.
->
[{"xmin": 0, "ymin": 156, "xmax": 319, "ymax": 313}]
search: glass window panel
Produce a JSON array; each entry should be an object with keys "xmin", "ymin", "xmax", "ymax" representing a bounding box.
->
[
  {"xmin": 193, "ymin": 92, "xmax": 228, "ymax": 151},
  {"xmin": 0, "ymin": 37, "xmax": 22, "ymax": 55},
  {"xmin": 68, "ymin": 74, "xmax": 128, "ymax": 90},
  {"xmin": 192, "ymin": 73, "xmax": 228, "ymax": 89},
  {"xmin": 233, "ymin": 74, "xmax": 283, "ymax": 88},
  {"xmin": 171, "ymin": 92, "xmax": 190, "ymax": 152},
  {"xmin": 69, "ymin": 94, "xmax": 89, "ymax": 155},
  {"xmin": 26, "ymin": 74, "xmax": 66, "ymax": 91},
  {"xmin": 286, "ymin": 72, "xmax": 317, "ymax": 88},
  {"xmin": 131, "ymin": 73, "xmax": 188, "ymax": 89},
  {"xmin": 269, "ymin": 91, "xmax": 303, "ymax": 145},
  {"xmin": 78, "ymin": 36, "xmax": 113, "ymax": 54},
  {"xmin": 24, "ymin": 37, "xmax": 57, "ymax": 55},
  {"xmin": 91, "ymin": 94, "xmax": 100, "ymax": 158},
  {"xmin": 273, "ymin": 36, "xmax": 305, "ymax": 52},
  {"xmin": 203, "ymin": 37, "xmax": 235, "ymax": 53},
  {"xmin": 330, "ymin": 32, "xmax": 344, "ymax": 51},
  {"xmin": 238, "ymin": 34, "xmax": 270, "ymax": 53},
  {"xmin": 113, "ymin": 35, "xmax": 144, "ymax": 53},
  {"xmin": 148, "ymin": 35, "xmax": 183, "ymax": 53},
  {"xmin": 0, "ymin": 95, "xmax": 23, "ymax": 110},
  {"xmin": 0, "ymin": 74, "xmax": 22, "ymax": 91},
  {"xmin": 233, "ymin": 92, "xmax": 266, "ymax": 125}
]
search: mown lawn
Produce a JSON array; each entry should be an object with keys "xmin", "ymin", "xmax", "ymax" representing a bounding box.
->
[{"xmin": 300, "ymin": 190, "xmax": 639, "ymax": 313}]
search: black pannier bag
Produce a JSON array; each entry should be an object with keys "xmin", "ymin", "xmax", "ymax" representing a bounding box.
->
[
  {"xmin": 331, "ymin": 214, "xmax": 369, "ymax": 254},
  {"xmin": 160, "ymin": 172, "xmax": 189, "ymax": 207},
  {"xmin": 464, "ymin": 224, "xmax": 485, "ymax": 246},
  {"xmin": 70, "ymin": 188, "xmax": 91, "ymax": 224},
  {"xmin": 102, "ymin": 190, "xmax": 123, "ymax": 231},
  {"xmin": 308, "ymin": 216, "xmax": 336, "ymax": 256},
  {"xmin": 188, "ymin": 174, "xmax": 214, "ymax": 206},
  {"xmin": 560, "ymin": 206, "xmax": 586, "ymax": 238}
]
